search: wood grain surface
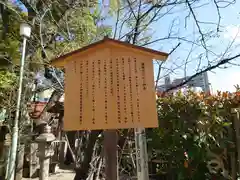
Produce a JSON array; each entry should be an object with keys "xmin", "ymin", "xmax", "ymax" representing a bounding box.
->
[{"xmin": 64, "ymin": 46, "xmax": 158, "ymax": 131}]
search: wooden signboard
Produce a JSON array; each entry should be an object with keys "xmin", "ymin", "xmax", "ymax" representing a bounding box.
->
[{"xmin": 51, "ymin": 37, "xmax": 168, "ymax": 131}]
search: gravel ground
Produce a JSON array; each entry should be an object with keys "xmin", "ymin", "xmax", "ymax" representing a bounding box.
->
[{"xmin": 23, "ymin": 168, "xmax": 75, "ymax": 180}]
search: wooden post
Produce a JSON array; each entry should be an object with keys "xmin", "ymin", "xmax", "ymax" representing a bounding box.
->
[
  {"xmin": 104, "ymin": 130, "xmax": 118, "ymax": 180},
  {"xmin": 59, "ymin": 140, "xmax": 67, "ymax": 165},
  {"xmin": 135, "ymin": 128, "xmax": 149, "ymax": 180},
  {"xmin": 228, "ymin": 120, "xmax": 237, "ymax": 179},
  {"xmin": 0, "ymin": 142, "xmax": 4, "ymax": 178},
  {"xmin": 231, "ymin": 108, "xmax": 240, "ymax": 175},
  {"xmin": 230, "ymin": 151, "xmax": 237, "ymax": 179}
]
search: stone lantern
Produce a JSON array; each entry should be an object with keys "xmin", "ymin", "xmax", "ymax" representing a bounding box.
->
[
  {"xmin": 3, "ymin": 132, "xmax": 11, "ymax": 179},
  {"xmin": 36, "ymin": 125, "xmax": 55, "ymax": 180}
]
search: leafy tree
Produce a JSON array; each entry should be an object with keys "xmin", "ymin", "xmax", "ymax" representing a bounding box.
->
[
  {"xmin": 0, "ymin": 1, "xmax": 114, "ymax": 179},
  {"xmin": 0, "ymin": 71, "xmax": 17, "ymax": 108}
]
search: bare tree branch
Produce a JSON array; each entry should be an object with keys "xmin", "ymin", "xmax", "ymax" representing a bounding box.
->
[{"xmin": 186, "ymin": 0, "xmax": 208, "ymax": 53}]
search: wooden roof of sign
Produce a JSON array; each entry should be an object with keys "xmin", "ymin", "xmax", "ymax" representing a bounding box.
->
[
  {"xmin": 50, "ymin": 37, "xmax": 169, "ymax": 131},
  {"xmin": 51, "ymin": 37, "xmax": 168, "ymax": 67}
]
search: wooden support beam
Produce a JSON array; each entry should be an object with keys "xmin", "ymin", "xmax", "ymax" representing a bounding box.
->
[
  {"xmin": 104, "ymin": 130, "xmax": 118, "ymax": 180},
  {"xmin": 232, "ymin": 108, "xmax": 240, "ymax": 176},
  {"xmin": 227, "ymin": 120, "xmax": 237, "ymax": 179}
]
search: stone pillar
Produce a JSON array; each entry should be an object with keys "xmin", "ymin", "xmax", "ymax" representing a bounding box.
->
[
  {"xmin": 36, "ymin": 125, "xmax": 55, "ymax": 180},
  {"xmin": 29, "ymin": 143, "xmax": 38, "ymax": 178},
  {"xmin": 4, "ymin": 133, "xmax": 11, "ymax": 180},
  {"xmin": 15, "ymin": 144, "xmax": 25, "ymax": 180}
]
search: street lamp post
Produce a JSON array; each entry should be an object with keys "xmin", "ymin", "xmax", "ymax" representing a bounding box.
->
[{"xmin": 7, "ymin": 23, "xmax": 31, "ymax": 180}]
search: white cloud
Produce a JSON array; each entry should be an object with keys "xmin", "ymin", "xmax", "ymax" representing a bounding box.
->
[
  {"xmin": 209, "ymin": 67, "xmax": 240, "ymax": 92},
  {"xmin": 223, "ymin": 25, "xmax": 240, "ymax": 42},
  {"xmin": 208, "ymin": 26, "xmax": 240, "ymax": 93}
]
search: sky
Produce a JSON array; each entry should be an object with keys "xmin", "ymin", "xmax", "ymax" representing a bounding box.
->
[
  {"xmin": 93, "ymin": 0, "xmax": 240, "ymax": 93},
  {"xmin": 147, "ymin": 0, "xmax": 240, "ymax": 93},
  {"xmin": 211, "ymin": 24, "xmax": 240, "ymax": 92},
  {"xmin": 199, "ymin": 3, "xmax": 240, "ymax": 93},
  {"xmin": 12, "ymin": 0, "xmax": 240, "ymax": 92},
  {"xmin": 195, "ymin": 3, "xmax": 240, "ymax": 92},
  {"xmin": 11, "ymin": 0, "xmax": 27, "ymax": 12}
]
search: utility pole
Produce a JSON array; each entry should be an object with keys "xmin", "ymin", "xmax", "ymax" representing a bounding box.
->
[
  {"xmin": 135, "ymin": 128, "xmax": 149, "ymax": 180},
  {"xmin": 7, "ymin": 23, "xmax": 31, "ymax": 180}
]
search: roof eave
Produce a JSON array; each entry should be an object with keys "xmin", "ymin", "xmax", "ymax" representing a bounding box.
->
[{"xmin": 50, "ymin": 37, "xmax": 169, "ymax": 67}]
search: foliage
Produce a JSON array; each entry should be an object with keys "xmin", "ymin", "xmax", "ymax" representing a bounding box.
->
[
  {"xmin": 0, "ymin": 0, "xmax": 114, "ymax": 97},
  {"xmin": 0, "ymin": 1, "xmax": 115, "ymax": 180},
  {"xmin": 0, "ymin": 5, "xmax": 24, "ymax": 66},
  {"xmin": 0, "ymin": 0, "xmax": 114, "ymax": 68},
  {"xmin": 0, "ymin": 70, "xmax": 17, "ymax": 108},
  {"xmin": 148, "ymin": 90, "xmax": 240, "ymax": 179}
]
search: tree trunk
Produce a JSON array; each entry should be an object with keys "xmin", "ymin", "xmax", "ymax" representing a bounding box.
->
[{"xmin": 74, "ymin": 130, "xmax": 101, "ymax": 180}]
